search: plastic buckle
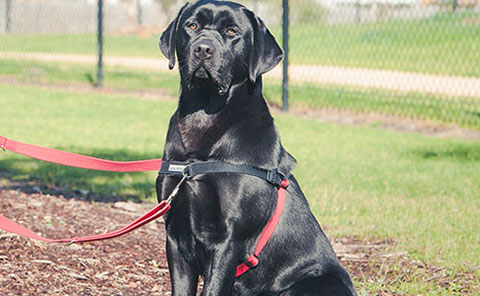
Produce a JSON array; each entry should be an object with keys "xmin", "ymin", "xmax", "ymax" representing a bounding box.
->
[
  {"xmin": 280, "ymin": 179, "xmax": 289, "ymax": 189},
  {"xmin": 266, "ymin": 169, "xmax": 288, "ymax": 188},
  {"xmin": 244, "ymin": 254, "xmax": 259, "ymax": 269},
  {"xmin": 266, "ymin": 169, "xmax": 280, "ymax": 186}
]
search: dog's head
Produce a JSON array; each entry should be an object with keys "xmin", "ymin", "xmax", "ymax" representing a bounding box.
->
[{"xmin": 159, "ymin": 0, "xmax": 283, "ymax": 95}]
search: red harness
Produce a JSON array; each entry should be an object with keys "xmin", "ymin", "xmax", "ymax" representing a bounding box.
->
[{"xmin": 0, "ymin": 136, "xmax": 288, "ymax": 277}]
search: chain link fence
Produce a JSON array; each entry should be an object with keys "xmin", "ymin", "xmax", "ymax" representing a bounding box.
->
[
  {"xmin": 1, "ymin": 0, "xmax": 479, "ymax": 129},
  {"xmin": 279, "ymin": 0, "xmax": 480, "ymax": 130}
]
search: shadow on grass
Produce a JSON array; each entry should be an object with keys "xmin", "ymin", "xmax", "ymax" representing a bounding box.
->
[
  {"xmin": 410, "ymin": 144, "xmax": 480, "ymax": 162},
  {"xmin": 0, "ymin": 147, "xmax": 163, "ymax": 203},
  {"xmin": 85, "ymin": 72, "xmax": 95, "ymax": 86}
]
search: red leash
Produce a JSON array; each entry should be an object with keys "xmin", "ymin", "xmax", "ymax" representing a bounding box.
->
[
  {"xmin": 0, "ymin": 200, "xmax": 171, "ymax": 243},
  {"xmin": 0, "ymin": 135, "xmax": 166, "ymax": 243},
  {"xmin": 0, "ymin": 136, "xmax": 287, "ymax": 278},
  {"xmin": 0, "ymin": 136, "xmax": 162, "ymax": 172}
]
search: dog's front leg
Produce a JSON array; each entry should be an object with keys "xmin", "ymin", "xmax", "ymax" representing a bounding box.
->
[
  {"xmin": 166, "ymin": 234, "xmax": 199, "ymax": 296},
  {"xmin": 202, "ymin": 239, "xmax": 240, "ymax": 296}
]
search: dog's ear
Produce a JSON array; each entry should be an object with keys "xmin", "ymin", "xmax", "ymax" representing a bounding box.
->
[
  {"xmin": 247, "ymin": 12, "xmax": 283, "ymax": 83},
  {"xmin": 159, "ymin": 3, "xmax": 190, "ymax": 70}
]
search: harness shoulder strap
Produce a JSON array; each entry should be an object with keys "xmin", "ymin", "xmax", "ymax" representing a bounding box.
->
[{"xmin": 235, "ymin": 179, "xmax": 289, "ymax": 278}]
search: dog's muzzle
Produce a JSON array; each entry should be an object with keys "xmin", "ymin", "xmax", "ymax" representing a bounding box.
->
[
  {"xmin": 186, "ymin": 39, "xmax": 230, "ymax": 95},
  {"xmin": 192, "ymin": 40, "xmax": 216, "ymax": 61}
]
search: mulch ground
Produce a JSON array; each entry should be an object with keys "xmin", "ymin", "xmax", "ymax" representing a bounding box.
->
[
  {"xmin": 1, "ymin": 183, "xmax": 478, "ymax": 295},
  {"xmin": 0, "ymin": 188, "xmax": 170, "ymax": 295}
]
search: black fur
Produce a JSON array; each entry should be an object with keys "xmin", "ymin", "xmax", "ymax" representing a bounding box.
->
[{"xmin": 156, "ymin": 1, "xmax": 357, "ymax": 295}]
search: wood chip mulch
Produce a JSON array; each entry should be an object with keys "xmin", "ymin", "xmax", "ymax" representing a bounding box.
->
[{"xmin": 0, "ymin": 189, "xmax": 170, "ymax": 295}]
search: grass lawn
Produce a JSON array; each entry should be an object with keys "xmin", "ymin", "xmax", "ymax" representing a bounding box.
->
[
  {"xmin": 0, "ymin": 83, "xmax": 479, "ymax": 294},
  {"xmin": 0, "ymin": 12, "xmax": 479, "ymax": 76},
  {"xmin": 2, "ymin": 58, "xmax": 479, "ymax": 130}
]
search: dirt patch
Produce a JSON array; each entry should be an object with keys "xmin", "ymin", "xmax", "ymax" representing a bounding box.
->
[
  {"xmin": 1, "ymin": 180, "xmax": 479, "ymax": 295},
  {"xmin": 335, "ymin": 237, "xmax": 479, "ymax": 295},
  {"xmin": 270, "ymin": 104, "xmax": 480, "ymax": 141}
]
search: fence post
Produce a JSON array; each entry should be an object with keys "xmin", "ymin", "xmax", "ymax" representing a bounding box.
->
[
  {"xmin": 282, "ymin": 0, "xmax": 289, "ymax": 112},
  {"xmin": 96, "ymin": 0, "xmax": 104, "ymax": 87},
  {"xmin": 5, "ymin": 0, "xmax": 11, "ymax": 32},
  {"xmin": 355, "ymin": 0, "xmax": 361, "ymax": 23},
  {"xmin": 136, "ymin": 0, "xmax": 143, "ymax": 26}
]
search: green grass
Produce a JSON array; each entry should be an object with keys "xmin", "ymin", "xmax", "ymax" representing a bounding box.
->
[
  {"xmin": 0, "ymin": 84, "xmax": 176, "ymax": 199},
  {"xmin": 0, "ymin": 12, "xmax": 479, "ymax": 76},
  {"xmin": 0, "ymin": 33, "xmax": 159, "ymax": 58},
  {"xmin": 265, "ymin": 82, "xmax": 480, "ymax": 130},
  {"xmin": 279, "ymin": 115, "xmax": 480, "ymax": 266},
  {"xmin": 2, "ymin": 58, "xmax": 479, "ymax": 130},
  {"xmin": 0, "ymin": 59, "xmax": 180, "ymax": 96},
  {"xmin": 0, "ymin": 84, "xmax": 479, "ymax": 294}
]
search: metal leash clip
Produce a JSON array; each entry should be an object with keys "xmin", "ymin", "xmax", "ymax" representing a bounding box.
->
[
  {"xmin": 67, "ymin": 239, "xmax": 78, "ymax": 246},
  {"xmin": 1, "ymin": 137, "xmax": 6, "ymax": 152},
  {"xmin": 165, "ymin": 174, "xmax": 189, "ymax": 205}
]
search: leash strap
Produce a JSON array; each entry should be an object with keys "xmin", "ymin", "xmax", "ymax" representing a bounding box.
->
[
  {"xmin": 0, "ymin": 135, "xmax": 165, "ymax": 243},
  {"xmin": 0, "ymin": 174, "xmax": 189, "ymax": 244},
  {"xmin": 0, "ymin": 136, "xmax": 162, "ymax": 172},
  {"xmin": 0, "ymin": 200, "xmax": 171, "ymax": 243}
]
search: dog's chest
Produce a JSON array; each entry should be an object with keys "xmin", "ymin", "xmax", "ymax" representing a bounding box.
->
[
  {"xmin": 177, "ymin": 112, "xmax": 225, "ymax": 155},
  {"xmin": 166, "ymin": 180, "xmax": 236, "ymax": 269}
]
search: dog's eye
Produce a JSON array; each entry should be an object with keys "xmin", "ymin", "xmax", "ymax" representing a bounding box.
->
[
  {"xmin": 188, "ymin": 23, "xmax": 198, "ymax": 30},
  {"xmin": 226, "ymin": 28, "xmax": 236, "ymax": 35}
]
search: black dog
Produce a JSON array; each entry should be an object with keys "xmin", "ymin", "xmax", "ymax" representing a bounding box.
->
[{"xmin": 156, "ymin": 1, "xmax": 357, "ymax": 295}]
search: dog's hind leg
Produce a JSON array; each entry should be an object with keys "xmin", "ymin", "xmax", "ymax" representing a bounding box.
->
[{"xmin": 285, "ymin": 268, "xmax": 357, "ymax": 296}]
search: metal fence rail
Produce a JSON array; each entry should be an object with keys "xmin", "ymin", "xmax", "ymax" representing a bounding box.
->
[{"xmin": 1, "ymin": 0, "xmax": 479, "ymax": 129}]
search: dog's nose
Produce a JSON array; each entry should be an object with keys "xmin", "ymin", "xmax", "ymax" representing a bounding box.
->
[{"xmin": 193, "ymin": 40, "xmax": 216, "ymax": 60}]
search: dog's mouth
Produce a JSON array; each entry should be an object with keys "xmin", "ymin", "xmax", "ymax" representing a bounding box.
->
[
  {"xmin": 193, "ymin": 66, "xmax": 210, "ymax": 80},
  {"xmin": 188, "ymin": 66, "xmax": 230, "ymax": 96}
]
